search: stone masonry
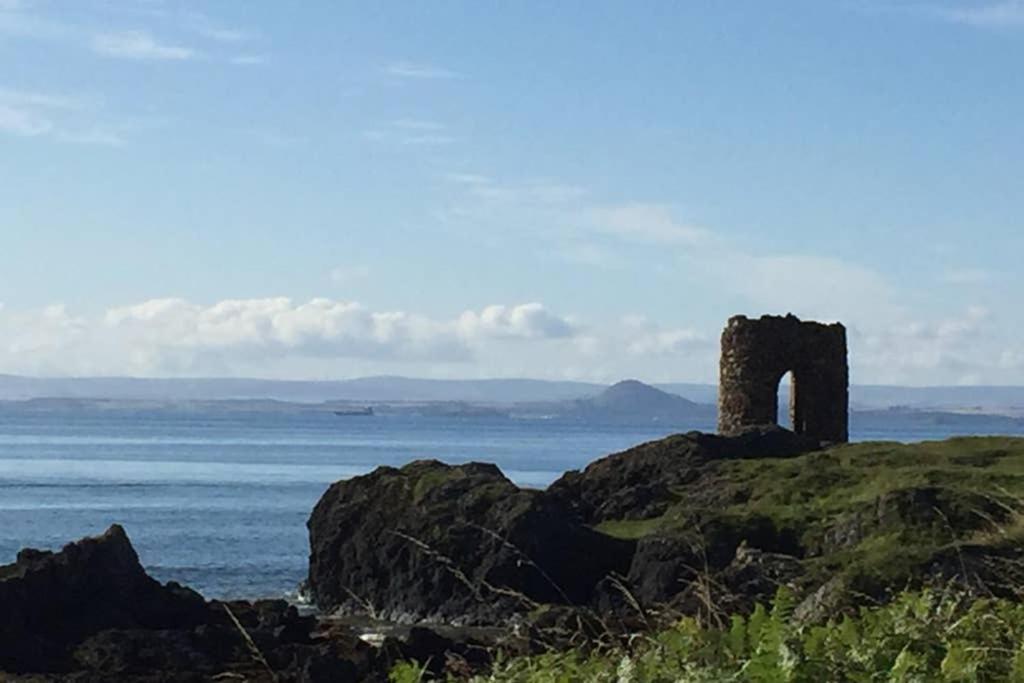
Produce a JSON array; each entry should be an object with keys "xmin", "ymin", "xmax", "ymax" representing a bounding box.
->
[{"xmin": 718, "ymin": 314, "xmax": 848, "ymax": 443}]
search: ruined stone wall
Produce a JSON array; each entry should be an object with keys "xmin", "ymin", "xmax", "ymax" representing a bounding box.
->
[{"xmin": 718, "ymin": 314, "xmax": 848, "ymax": 443}]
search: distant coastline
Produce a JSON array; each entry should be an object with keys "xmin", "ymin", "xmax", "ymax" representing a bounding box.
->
[
  {"xmin": 3, "ymin": 373, "xmax": 1024, "ymax": 416},
  {"xmin": 3, "ymin": 381, "xmax": 1024, "ymax": 434}
]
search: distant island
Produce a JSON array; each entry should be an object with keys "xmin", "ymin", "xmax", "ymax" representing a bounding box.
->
[
  {"xmin": 3, "ymin": 378, "xmax": 1024, "ymax": 434},
  {"xmin": 2, "ymin": 373, "xmax": 1024, "ymax": 417}
]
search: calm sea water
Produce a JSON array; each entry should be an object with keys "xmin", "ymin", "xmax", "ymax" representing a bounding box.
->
[{"xmin": 1, "ymin": 408, "xmax": 1021, "ymax": 600}]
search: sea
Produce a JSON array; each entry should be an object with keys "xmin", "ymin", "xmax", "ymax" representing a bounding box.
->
[{"xmin": 2, "ymin": 407, "xmax": 1023, "ymax": 601}]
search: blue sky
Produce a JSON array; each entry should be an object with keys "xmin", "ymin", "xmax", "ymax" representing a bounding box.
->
[{"xmin": 0, "ymin": 0, "xmax": 1020, "ymax": 383}]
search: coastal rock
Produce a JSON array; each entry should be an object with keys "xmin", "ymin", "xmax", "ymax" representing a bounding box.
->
[
  {"xmin": 620, "ymin": 534, "xmax": 703, "ymax": 608},
  {"xmin": 0, "ymin": 524, "xmax": 207, "ymax": 673},
  {"xmin": 667, "ymin": 544, "xmax": 806, "ymax": 619},
  {"xmin": 616, "ymin": 515, "xmax": 802, "ymax": 609},
  {"xmin": 307, "ymin": 459, "xmax": 634, "ymax": 622},
  {"xmin": 0, "ymin": 526, "xmax": 379, "ymax": 682},
  {"xmin": 546, "ymin": 425, "xmax": 820, "ymax": 525}
]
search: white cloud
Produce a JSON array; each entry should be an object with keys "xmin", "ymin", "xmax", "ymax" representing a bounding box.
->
[
  {"xmin": 0, "ymin": 87, "xmax": 124, "ymax": 145},
  {"xmin": 590, "ymin": 203, "xmax": 712, "ymax": 246},
  {"xmin": 937, "ymin": 1, "xmax": 1024, "ymax": 28},
  {"xmin": 0, "ymin": 87, "xmax": 91, "ymax": 110},
  {"xmin": 457, "ymin": 304, "xmax": 576, "ymax": 341},
  {"xmin": 384, "ymin": 61, "xmax": 461, "ymax": 80},
  {"xmin": 392, "ymin": 118, "xmax": 445, "ymax": 131},
  {"xmin": 329, "ymin": 265, "xmax": 371, "ymax": 284},
  {"xmin": 622, "ymin": 317, "xmax": 708, "ymax": 357},
  {"xmin": 91, "ymin": 31, "xmax": 197, "ymax": 60},
  {"xmin": 401, "ymin": 134, "xmax": 455, "ymax": 145},
  {"xmin": 230, "ymin": 54, "xmax": 267, "ymax": 66},
  {"xmin": 0, "ymin": 298, "xmax": 1019, "ymax": 384},
  {"xmin": 0, "ymin": 298, "xmax": 585, "ymax": 377},
  {"xmin": 444, "ymin": 172, "xmax": 491, "ymax": 186},
  {"xmin": 457, "ymin": 177, "xmax": 587, "ymax": 205},
  {"xmin": 363, "ymin": 119, "xmax": 455, "ymax": 146},
  {"xmin": 0, "ymin": 103, "xmax": 51, "ymax": 136},
  {"xmin": 853, "ymin": 307, "xmax": 999, "ymax": 384},
  {"xmin": 710, "ymin": 252, "xmax": 903, "ymax": 325},
  {"xmin": 178, "ymin": 10, "xmax": 258, "ymax": 43},
  {"xmin": 195, "ymin": 25, "xmax": 254, "ymax": 43},
  {"xmin": 559, "ymin": 243, "xmax": 622, "ymax": 269},
  {"xmin": 56, "ymin": 128, "xmax": 126, "ymax": 146},
  {"xmin": 943, "ymin": 267, "xmax": 995, "ymax": 285}
]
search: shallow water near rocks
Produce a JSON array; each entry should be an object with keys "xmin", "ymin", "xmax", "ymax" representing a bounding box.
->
[{"xmin": 1, "ymin": 406, "xmax": 1019, "ymax": 600}]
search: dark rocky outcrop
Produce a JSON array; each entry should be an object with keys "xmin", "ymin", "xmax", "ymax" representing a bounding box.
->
[
  {"xmin": 546, "ymin": 425, "xmax": 820, "ymax": 525},
  {"xmin": 306, "ymin": 428, "xmax": 1024, "ymax": 632},
  {"xmin": 307, "ymin": 459, "xmax": 634, "ymax": 623},
  {"xmin": 669, "ymin": 543, "xmax": 806, "ymax": 617},
  {"xmin": 306, "ymin": 428, "xmax": 823, "ymax": 627},
  {"xmin": 0, "ymin": 525, "xmax": 384, "ymax": 681},
  {"xmin": 0, "ymin": 524, "xmax": 207, "ymax": 673}
]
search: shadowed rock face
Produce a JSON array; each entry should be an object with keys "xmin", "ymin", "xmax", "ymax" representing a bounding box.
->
[
  {"xmin": 0, "ymin": 525, "xmax": 388, "ymax": 681},
  {"xmin": 0, "ymin": 524, "xmax": 208, "ymax": 673},
  {"xmin": 306, "ymin": 459, "xmax": 635, "ymax": 623},
  {"xmin": 545, "ymin": 425, "xmax": 821, "ymax": 526},
  {"xmin": 719, "ymin": 314, "xmax": 849, "ymax": 443}
]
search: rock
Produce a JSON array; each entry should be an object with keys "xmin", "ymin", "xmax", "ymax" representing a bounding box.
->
[
  {"xmin": 0, "ymin": 524, "xmax": 207, "ymax": 673},
  {"xmin": 715, "ymin": 544, "xmax": 804, "ymax": 608},
  {"xmin": 307, "ymin": 459, "xmax": 634, "ymax": 623},
  {"xmin": 620, "ymin": 527, "xmax": 804, "ymax": 618},
  {"xmin": 793, "ymin": 576, "xmax": 849, "ymax": 625},
  {"xmin": 0, "ymin": 526, "xmax": 379, "ymax": 681},
  {"xmin": 397, "ymin": 626, "xmax": 494, "ymax": 678},
  {"xmin": 670, "ymin": 543, "xmax": 805, "ymax": 618},
  {"xmin": 546, "ymin": 426, "xmax": 820, "ymax": 526},
  {"xmin": 307, "ymin": 430, "xmax": 819, "ymax": 626},
  {"xmin": 72, "ymin": 629, "xmax": 212, "ymax": 677},
  {"xmin": 545, "ymin": 435, "xmax": 704, "ymax": 524}
]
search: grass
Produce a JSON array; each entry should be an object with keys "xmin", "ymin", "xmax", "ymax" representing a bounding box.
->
[
  {"xmin": 593, "ymin": 517, "xmax": 667, "ymax": 540},
  {"xmin": 592, "ymin": 436, "xmax": 1024, "ymax": 597},
  {"xmin": 391, "ymin": 589, "xmax": 1024, "ymax": 682},
  {"xmin": 388, "ymin": 437, "xmax": 1024, "ymax": 681}
]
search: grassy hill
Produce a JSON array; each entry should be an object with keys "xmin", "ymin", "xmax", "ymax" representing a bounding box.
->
[{"xmin": 391, "ymin": 435, "xmax": 1024, "ymax": 681}]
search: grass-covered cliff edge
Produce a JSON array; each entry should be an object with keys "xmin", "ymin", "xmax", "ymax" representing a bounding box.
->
[
  {"xmin": 304, "ymin": 430, "xmax": 1024, "ymax": 680},
  {"xmin": 570, "ymin": 435, "xmax": 1024, "ymax": 608}
]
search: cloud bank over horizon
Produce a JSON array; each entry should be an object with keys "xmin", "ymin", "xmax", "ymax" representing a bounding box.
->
[{"xmin": 0, "ymin": 297, "xmax": 1017, "ymax": 386}]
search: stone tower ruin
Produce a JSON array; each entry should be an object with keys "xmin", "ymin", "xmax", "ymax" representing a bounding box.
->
[{"xmin": 718, "ymin": 314, "xmax": 848, "ymax": 443}]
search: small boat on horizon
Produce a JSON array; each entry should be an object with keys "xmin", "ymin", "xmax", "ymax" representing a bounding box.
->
[{"xmin": 333, "ymin": 406, "xmax": 374, "ymax": 417}]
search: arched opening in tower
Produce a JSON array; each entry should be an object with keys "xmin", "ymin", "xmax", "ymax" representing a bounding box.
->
[{"xmin": 778, "ymin": 370, "xmax": 795, "ymax": 431}]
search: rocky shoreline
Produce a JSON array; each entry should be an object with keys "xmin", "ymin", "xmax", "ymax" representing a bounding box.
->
[{"xmin": 5, "ymin": 427, "xmax": 1024, "ymax": 680}]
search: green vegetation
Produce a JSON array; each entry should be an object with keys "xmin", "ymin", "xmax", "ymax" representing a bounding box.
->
[
  {"xmin": 597, "ymin": 437, "xmax": 1024, "ymax": 592},
  {"xmin": 391, "ymin": 589, "xmax": 1024, "ymax": 682},
  {"xmin": 593, "ymin": 517, "xmax": 665, "ymax": 540},
  {"xmin": 388, "ymin": 438, "xmax": 1024, "ymax": 682}
]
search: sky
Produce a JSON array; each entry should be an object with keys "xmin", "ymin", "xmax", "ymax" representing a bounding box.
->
[{"xmin": 0, "ymin": 0, "xmax": 1021, "ymax": 384}]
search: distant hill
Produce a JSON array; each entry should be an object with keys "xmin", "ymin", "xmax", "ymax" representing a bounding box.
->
[
  {"xmin": 567, "ymin": 380, "xmax": 716, "ymax": 424},
  {"xmin": 2, "ymin": 373, "xmax": 1024, "ymax": 416}
]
